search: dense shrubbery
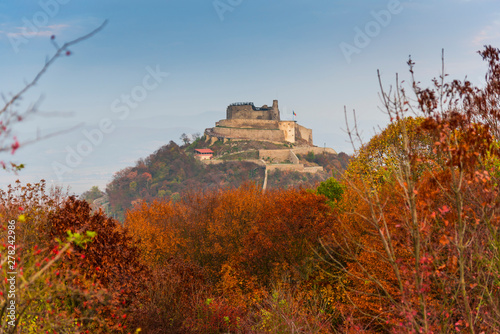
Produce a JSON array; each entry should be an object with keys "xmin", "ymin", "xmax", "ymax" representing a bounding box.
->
[
  {"xmin": 0, "ymin": 182, "xmax": 149, "ymax": 333},
  {"xmin": 125, "ymin": 184, "xmax": 337, "ymax": 332}
]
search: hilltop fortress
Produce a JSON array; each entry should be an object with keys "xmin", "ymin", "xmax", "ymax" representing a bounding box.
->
[
  {"xmin": 205, "ymin": 100, "xmax": 313, "ymax": 146},
  {"xmin": 202, "ymin": 100, "xmax": 337, "ymax": 180}
]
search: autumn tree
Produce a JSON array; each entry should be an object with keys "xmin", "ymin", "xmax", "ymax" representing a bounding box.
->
[
  {"xmin": 180, "ymin": 132, "xmax": 191, "ymax": 145},
  {"xmin": 328, "ymin": 46, "xmax": 500, "ymax": 333}
]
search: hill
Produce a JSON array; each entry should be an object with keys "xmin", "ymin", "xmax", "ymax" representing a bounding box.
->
[{"xmin": 102, "ymin": 138, "xmax": 349, "ymax": 220}]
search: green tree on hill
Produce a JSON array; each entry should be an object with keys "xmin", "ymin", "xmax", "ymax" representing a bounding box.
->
[{"xmin": 81, "ymin": 185, "xmax": 105, "ymax": 203}]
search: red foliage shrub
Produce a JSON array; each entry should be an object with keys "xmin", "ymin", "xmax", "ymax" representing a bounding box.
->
[{"xmin": 47, "ymin": 196, "xmax": 149, "ymax": 332}]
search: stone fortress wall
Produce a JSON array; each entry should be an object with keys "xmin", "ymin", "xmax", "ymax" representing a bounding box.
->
[
  {"xmin": 209, "ymin": 127, "xmax": 285, "ymax": 142},
  {"xmin": 216, "ymin": 119, "xmax": 280, "ymax": 129},
  {"xmin": 266, "ymin": 164, "xmax": 324, "ymax": 174},
  {"xmin": 295, "ymin": 125, "xmax": 313, "ymax": 145},
  {"xmin": 226, "ymin": 100, "xmax": 280, "ymax": 120},
  {"xmin": 206, "ymin": 100, "xmax": 313, "ymax": 146},
  {"xmin": 259, "ymin": 147, "xmax": 337, "ymax": 163}
]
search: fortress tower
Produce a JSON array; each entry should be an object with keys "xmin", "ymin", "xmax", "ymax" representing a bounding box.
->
[{"xmin": 271, "ymin": 99, "xmax": 279, "ymax": 120}]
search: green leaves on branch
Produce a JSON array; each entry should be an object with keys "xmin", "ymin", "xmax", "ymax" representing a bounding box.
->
[{"xmin": 55, "ymin": 230, "xmax": 97, "ymax": 248}]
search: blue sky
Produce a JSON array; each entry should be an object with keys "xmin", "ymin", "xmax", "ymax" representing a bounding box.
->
[{"xmin": 0, "ymin": 0, "xmax": 499, "ymax": 193}]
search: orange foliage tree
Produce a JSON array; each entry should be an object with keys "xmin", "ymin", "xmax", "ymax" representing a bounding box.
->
[
  {"xmin": 127, "ymin": 183, "xmax": 333, "ymax": 288},
  {"xmin": 125, "ymin": 182, "xmax": 337, "ymax": 332}
]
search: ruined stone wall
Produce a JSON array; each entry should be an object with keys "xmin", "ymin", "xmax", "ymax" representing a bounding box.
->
[
  {"xmin": 227, "ymin": 105, "xmax": 273, "ymax": 120},
  {"xmin": 257, "ymin": 147, "xmax": 337, "ymax": 162},
  {"xmin": 266, "ymin": 164, "xmax": 324, "ymax": 173},
  {"xmin": 267, "ymin": 164, "xmax": 324, "ymax": 173},
  {"xmin": 289, "ymin": 150, "xmax": 300, "ymax": 164},
  {"xmin": 292, "ymin": 147, "xmax": 337, "ymax": 155},
  {"xmin": 211, "ymin": 127, "xmax": 285, "ymax": 142},
  {"xmin": 217, "ymin": 119, "xmax": 280, "ymax": 129},
  {"xmin": 295, "ymin": 124, "xmax": 313, "ymax": 145},
  {"xmin": 259, "ymin": 149, "xmax": 291, "ymax": 162},
  {"xmin": 278, "ymin": 121, "xmax": 296, "ymax": 143},
  {"xmin": 226, "ymin": 100, "xmax": 280, "ymax": 121},
  {"xmin": 202, "ymin": 159, "xmax": 265, "ymax": 166},
  {"xmin": 267, "ymin": 164, "xmax": 306, "ymax": 172},
  {"xmin": 303, "ymin": 166, "xmax": 323, "ymax": 174}
]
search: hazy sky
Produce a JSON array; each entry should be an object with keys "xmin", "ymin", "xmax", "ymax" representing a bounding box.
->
[{"xmin": 0, "ymin": 0, "xmax": 499, "ymax": 193}]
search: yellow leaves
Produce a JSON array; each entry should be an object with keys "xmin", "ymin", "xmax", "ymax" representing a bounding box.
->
[
  {"xmin": 125, "ymin": 199, "xmax": 181, "ymax": 266},
  {"xmin": 345, "ymin": 116, "xmax": 432, "ymax": 189}
]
